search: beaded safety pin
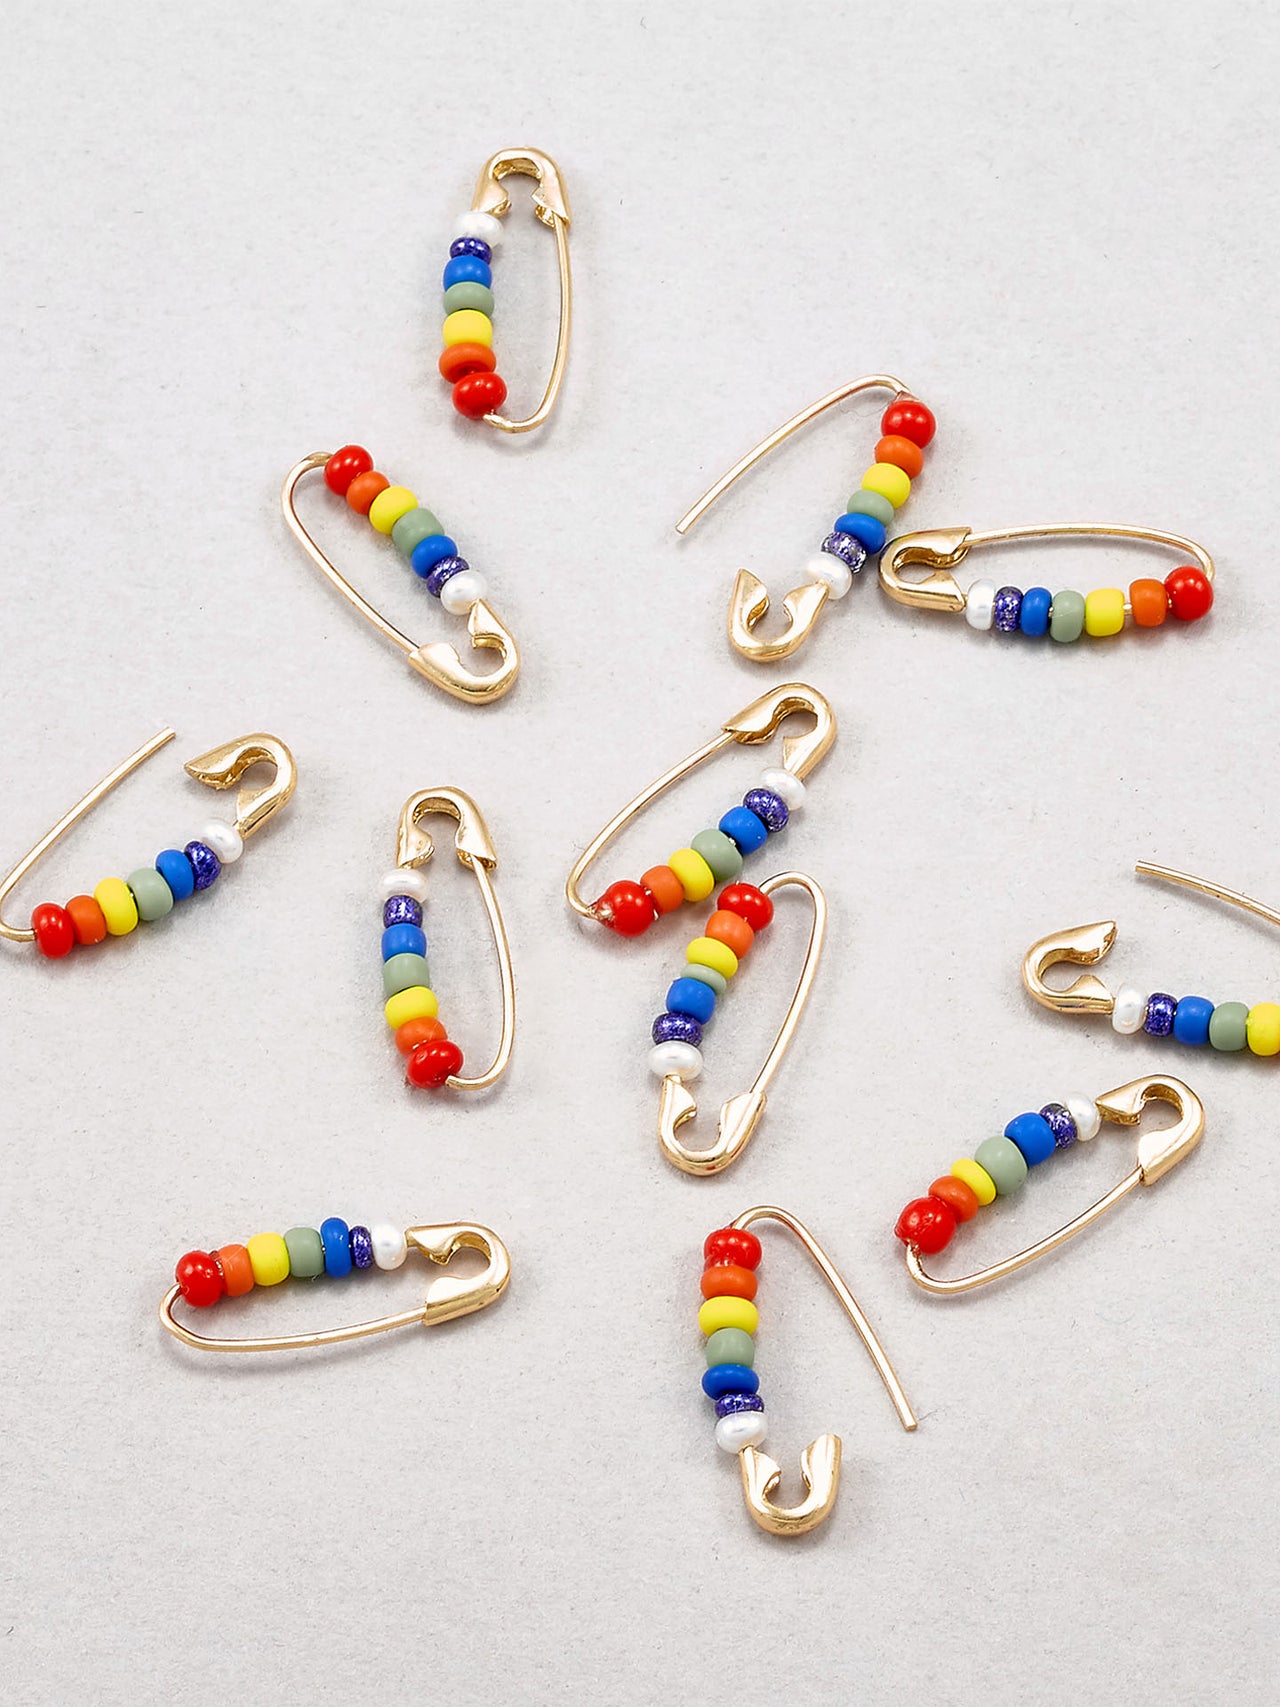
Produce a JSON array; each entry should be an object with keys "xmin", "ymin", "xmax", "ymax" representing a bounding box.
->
[
  {"xmin": 697, "ymin": 1209, "xmax": 917, "ymax": 1538},
  {"xmin": 1025, "ymin": 862, "xmax": 1280, "ymax": 1057},
  {"xmin": 162, "ymin": 1220, "xmax": 510, "ymax": 1353},
  {"xmin": 894, "ymin": 1075, "xmax": 1204, "ymax": 1294},
  {"xmin": 438, "ymin": 147, "xmax": 572, "ymax": 432},
  {"xmin": 880, "ymin": 522, "xmax": 1214, "ymax": 640},
  {"xmin": 565, "ymin": 684, "xmax": 836, "ymax": 938},
  {"xmin": 652, "ymin": 873, "xmax": 826, "ymax": 1175},
  {"xmin": 282, "ymin": 446, "xmax": 519, "ymax": 705},
  {"xmin": 0, "ymin": 730, "xmax": 296, "ymax": 959},
  {"xmin": 380, "ymin": 788, "xmax": 515, "ymax": 1092},
  {"xmin": 676, "ymin": 377, "xmax": 936, "ymax": 663}
]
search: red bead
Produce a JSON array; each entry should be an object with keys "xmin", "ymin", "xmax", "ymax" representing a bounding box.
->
[
  {"xmin": 1164, "ymin": 565, "xmax": 1213, "ymax": 622},
  {"xmin": 594, "ymin": 879, "xmax": 657, "ymax": 937},
  {"xmin": 323, "ymin": 444, "xmax": 373, "ymax": 496},
  {"xmin": 880, "ymin": 398, "xmax": 935, "ymax": 449},
  {"xmin": 175, "ymin": 1250, "xmax": 225, "ymax": 1308},
  {"xmin": 406, "ymin": 1038, "xmax": 465, "ymax": 1088},
  {"xmin": 894, "ymin": 1196, "xmax": 956, "ymax": 1254},
  {"xmin": 31, "ymin": 902, "xmax": 75, "ymax": 959},
  {"xmin": 438, "ymin": 341, "xmax": 497, "ymax": 384},
  {"xmin": 703, "ymin": 1226, "xmax": 763, "ymax": 1269},
  {"xmin": 700, "ymin": 1262, "xmax": 758, "ymax": 1301},
  {"xmin": 716, "ymin": 883, "xmax": 773, "ymax": 932},
  {"xmin": 453, "ymin": 371, "xmax": 508, "ymax": 419}
]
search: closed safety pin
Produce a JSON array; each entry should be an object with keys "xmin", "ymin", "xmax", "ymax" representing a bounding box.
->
[
  {"xmin": 653, "ymin": 873, "xmax": 827, "ymax": 1175},
  {"xmin": 894, "ymin": 1076, "xmax": 1204, "ymax": 1295},
  {"xmin": 565, "ymin": 683, "xmax": 836, "ymax": 938},
  {"xmin": 675, "ymin": 377, "xmax": 936, "ymax": 663},
  {"xmin": 0, "ymin": 728, "xmax": 296, "ymax": 958},
  {"xmin": 879, "ymin": 522, "xmax": 1215, "ymax": 641},
  {"xmin": 162, "ymin": 1219, "xmax": 510, "ymax": 1353}
]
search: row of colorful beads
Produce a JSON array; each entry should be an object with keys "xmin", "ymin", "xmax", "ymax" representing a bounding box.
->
[
  {"xmin": 438, "ymin": 210, "xmax": 508, "ymax": 420},
  {"xmin": 699, "ymin": 1226, "xmax": 768, "ymax": 1453},
  {"xmin": 380, "ymin": 869, "xmax": 465, "ymax": 1089},
  {"xmin": 323, "ymin": 444, "xmax": 490, "ymax": 616},
  {"xmin": 813, "ymin": 397, "xmax": 937, "ymax": 599},
  {"xmin": 649, "ymin": 883, "xmax": 775, "ymax": 1078},
  {"xmin": 894, "ymin": 1094, "xmax": 1103, "ymax": 1255},
  {"xmin": 175, "ymin": 1216, "xmax": 415, "ymax": 1307},
  {"xmin": 29, "ymin": 820, "xmax": 243, "ymax": 959},
  {"xmin": 594, "ymin": 769, "xmax": 804, "ymax": 937},
  {"xmin": 963, "ymin": 567, "xmax": 1213, "ymax": 639},
  {"xmin": 1108, "ymin": 986, "xmax": 1280, "ymax": 1054}
]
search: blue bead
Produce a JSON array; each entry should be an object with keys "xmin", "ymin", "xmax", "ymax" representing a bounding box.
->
[
  {"xmin": 1019, "ymin": 587, "xmax": 1053, "ymax": 637},
  {"xmin": 702, "ymin": 1363, "xmax": 759, "ymax": 1400},
  {"xmin": 1172, "ymin": 995, "xmax": 1213, "ymax": 1047},
  {"xmin": 718, "ymin": 805, "xmax": 768, "ymax": 855},
  {"xmin": 320, "ymin": 1217, "xmax": 352, "ymax": 1278},
  {"xmin": 1004, "ymin": 1111, "xmax": 1056, "ymax": 1166},
  {"xmin": 822, "ymin": 530, "xmax": 868, "ymax": 571},
  {"xmin": 155, "ymin": 848, "xmax": 195, "ymax": 901},
  {"xmin": 835, "ymin": 511, "xmax": 888, "ymax": 554},
  {"xmin": 652, "ymin": 1011, "xmax": 703, "ymax": 1047},
  {"xmin": 1038, "ymin": 1103, "xmax": 1077, "ymax": 1149},
  {"xmin": 382, "ymin": 923, "xmax": 427, "ymax": 962},
  {"xmin": 449, "ymin": 237, "xmax": 491, "ymax": 263},
  {"xmin": 410, "ymin": 534, "xmax": 459, "ymax": 578},
  {"xmin": 442, "ymin": 254, "xmax": 492, "ymax": 290},
  {"xmin": 714, "ymin": 1391, "xmax": 765, "ymax": 1418},
  {"xmin": 1145, "ymin": 992, "xmax": 1177, "ymax": 1037},
  {"xmin": 743, "ymin": 788, "xmax": 788, "ymax": 832},
  {"xmin": 993, "ymin": 587, "xmax": 1023, "ymax": 632},
  {"xmin": 425, "ymin": 555, "xmax": 469, "ymax": 597},
  {"xmin": 667, "ymin": 976, "xmax": 717, "ymax": 1025},
  {"xmin": 383, "ymin": 894, "xmax": 423, "ymax": 929},
  {"xmin": 184, "ymin": 841, "xmax": 221, "ymax": 890},
  {"xmin": 348, "ymin": 1226, "xmax": 374, "ymax": 1269}
]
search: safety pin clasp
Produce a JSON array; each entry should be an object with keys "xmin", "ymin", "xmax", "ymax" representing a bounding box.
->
[
  {"xmin": 184, "ymin": 734, "xmax": 298, "ymax": 840},
  {"xmin": 1022, "ymin": 920, "xmax": 1118, "ymax": 1015},
  {"xmin": 728, "ymin": 572, "xmax": 831, "ymax": 664}
]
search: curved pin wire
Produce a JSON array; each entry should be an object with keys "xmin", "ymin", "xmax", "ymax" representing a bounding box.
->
[{"xmin": 1136, "ymin": 861, "xmax": 1280, "ymax": 930}]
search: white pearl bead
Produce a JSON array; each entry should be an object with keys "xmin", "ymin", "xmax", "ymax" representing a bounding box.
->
[
  {"xmin": 439, "ymin": 568, "xmax": 487, "ymax": 615},
  {"xmin": 964, "ymin": 580, "xmax": 997, "ymax": 630},
  {"xmin": 380, "ymin": 867, "xmax": 428, "ymax": 904},
  {"xmin": 804, "ymin": 551, "xmax": 852, "ymax": 600},
  {"xmin": 715, "ymin": 1410, "xmax": 768, "ymax": 1453},
  {"xmin": 760, "ymin": 768, "xmax": 805, "ymax": 811},
  {"xmin": 1111, "ymin": 985, "xmax": 1148, "ymax": 1035},
  {"xmin": 199, "ymin": 818, "xmax": 243, "ymax": 863},
  {"xmin": 648, "ymin": 1040, "xmax": 703, "ymax": 1081},
  {"xmin": 371, "ymin": 1223, "xmax": 408, "ymax": 1269},
  {"xmin": 453, "ymin": 210, "xmax": 502, "ymax": 246},
  {"xmin": 1065, "ymin": 1093, "xmax": 1101, "ymax": 1141}
]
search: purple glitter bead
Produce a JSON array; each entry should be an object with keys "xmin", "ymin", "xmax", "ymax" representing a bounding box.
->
[
  {"xmin": 183, "ymin": 841, "xmax": 221, "ymax": 890},
  {"xmin": 742, "ymin": 787, "xmax": 788, "ymax": 832},
  {"xmin": 652, "ymin": 1011, "xmax": 703, "ymax": 1047},
  {"xmin": 348, "ymin": 1226, "xmax": 374, "ymax": 1269},
  {"xmin": 1039, "ymin": 1102, "xmax": 1077, "ymax": 1149},
  {"xmin": 384, "ymin": 894, "xmax": 424, "ymax": 929},
  {"xmin": 714, "ymin": 1392, "xmax": 764, "ymax": 1418},
  {"xmin": 1145, "ymin": 992, "xmax": 1177, "ymax": 1037},
  {"xmin": 425, "ymin": 555, "xmax": 469, "ymax": 598},
  {"xmin": 821, "ymin": 531, "xmax": 868, "ymax": 573},
  {"xmin": 449, "ymin": 236, "xmax": 492, "ymax": 263},
  {"xmin": 993, "ymin": 586, "xmax": 1023, "ymax": 632}
]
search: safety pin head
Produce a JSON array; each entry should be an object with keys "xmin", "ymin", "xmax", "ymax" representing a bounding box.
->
[
  {"xmin": 184, "ymin": 734, "xmax": 298, "ymax": 840},
  {"xmin": 1022, "ymin": 920, "xmax": 1118, "ymax": 1015},
  {"xmin": 722, "ymin": 683, "xmax": 837, "ymax": 782},
  {"xmin": 472, "ymin": 147, "xmax": 571, "ymax": 228}
]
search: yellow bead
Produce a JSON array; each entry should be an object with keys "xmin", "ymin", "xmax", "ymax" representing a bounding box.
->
[
  {"xmin": 442, "ymin": 309, "xmax": 493, "ymax": 348},
  {"xmin": 385, "ymin": 985, "xmax": 439, "ymax": 1030},
  {"xmin": 862, "ymin": 462, "xmax": 911, "ymax": 509},
  {"xmin": 368, "ymin": 485, "xmax": 418, "ymax": 535},
  {"xmin": 247, "ymin": 1232, "xmax": 291, "ymax": 1286},
  {"xmin": 687, "ymin": 935, "xmax": 739, "ymax": 979},
  {"xmin": 698, "ymin": 1295, "xmax": 759, "ymax": 1337},
  {"xmin": 94, "ymin": 876, "xmax": 138, "ymax": 936},
  {"xmin": 1246, "ymin": 1001, "xmax": 1280, "ymax": 1056},
  {"xmin": 1084, "ymin": 587, "xmax": 1126, "ymax": 637},
  {"xmin": 950, "ymin": 1157, "xmax": 996, "ymax": 1206},
  {"xmin": 668, "ymin": 847, "xmax": 715, "ymax": 903}
]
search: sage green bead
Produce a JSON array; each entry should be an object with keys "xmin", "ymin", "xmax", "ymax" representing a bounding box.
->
[
  {"xmin": 1049, "ymin": 589, "xmax": 1086, "ymax": 643},
  {"xmin": 843, "ymin": 489, "xmax": 895, "ymax": 527},
  {"xmin": 684, "ymin": 962, "xmax": 728, "ymax": 997},
  {"xmin": 443, "ymin": 281, "xmax": 495, "ymax": 317},
  {"xmin": 1209, "ymin": 1001, "xmax": 1249, "ymax": 1051},
  {"xmin": 383, "ymin": 952, "xmax": 432, "ymax": 998},
  {"xmin": 391, "ymin": 506, "xmax": 444, "ymax": 558},
  {"xmin": 975, "ymin": 1134, "xmax": 1028, "ymax": 1196},
  {"xmin": 284, "ymin": 1226, "xmax": 325, "ymax": 1279},
  {"xmin": 705, "ymin": 1327, "xmax": 755, "ymax": 1369},
  {"xmin": 691, "ymin": 828, "xmax": 743, "ymax": 883},
  {"xmin": 128, "ymin": 867, "xmax": 174, "ymax": 923}
]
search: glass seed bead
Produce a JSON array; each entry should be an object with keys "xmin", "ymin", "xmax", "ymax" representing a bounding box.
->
[
  {"xmin": 881, "ymin": 397, "xmax": 935, "ymax": 447},
  {"xmin": 687, "ymin": 936, "xmax": 738, "ymax": 979},
  {"xmin": 395, "ymin": 1017, "xmax": 447, "ymax": 1055},
  {"xmin": 1247, "ymin": 1002, "xmax": 1280, "ymax": 1056},
  {"xmin": 320, "ymin": 1217, "xmax": 353, "ymax": 1278},
  {"xmin": 667, "ymin": 976, "xmax": 717, "ymax": 1024},
  {"xmin": 975, "ymin": 1135, "xmax": 1029, "ymax": 1194},
  {"xmin": 95, "ymin": 877, "xmax": 138, "ymax": 935},
  {"xmin": 383, "ymin": 893, "xmax": 425, "ymax": 928},
  {"xmin": 742, "ymin": 788, "xmax": 788, "ymax": 832},
  {"xmin": 385, "ymin": 986, "xmax": 439, "ymax": 1030},
  {"xmin": 31, "ymin": 902, "xmax": 75, "ymax": 958},
  {"xmin": 717, "ymin": 883, "xmax": 773, "ymax": 931},
  {"xmin": 668, "ymin": 849, "xmax": 716, "ymax": 903},
  {"xmin": 66, "ymin": 894, "xmax": 107, "ymax": 946},
  {"xmin": 1144, "ymin": 992, "xmax": 1178, "ymax": 1036},
  {"xmin": 704, "ymin": 1227, "xmax": 762, "ymax": 1268},
  {"xmin": 371, "ymin": 1223, "xmax": 408, "ymax": 1269},
  {"xmin": 449, "ymin": 236, "xmax": 492, "ymax": 262},
  {"xmin": 156, "ymin": 848, "xmax": 196, "ymax": 901},
  {"xmin": 128, "ymin": 867, "xmax": 174, "ymax": 923},
  {"xmin": 216, "ymin": 1244, "xmax": 255, "ymax": 1297},
  {"xmin": 442, "ymin": 285, "xmax": 496, "ymax": 319},
  {"xmin": 700, "ymin": 1263, "xmax": 758, "ymax": 1301},
  {"xmin": 442, "ymin": 308, "xmax": 493, "ymax": 348},
  {"xmin": 184, "ymin": 842, "xmax": 221, "ymax": 890},
  {"xmin": 653, "ymin": 1011, "xmax": 703, "ymax": 1047},
  {"xmin": 875, "ymin": 433, "xmax": 924, "ymax": 478},
  {"xmin": 705, "ymin": 1327, "xmax": 755, "ymax": 1369},
  {"xmin": 349, "ymin": 1226, "xmax": 374, "ymax": 1268},
  {"xmin": 649, "ymin": 1040, "xmax": 703, "ymax": 1079},
  {"xmin": 683, "ymin": 962, "xmax": 728, "ymax": 996},
  {"xmin": 1130, "ymin": 578, "xmax": 1169, "ymax": 627},
  {"xmin": 1172, "ymin": 996, "xmax": 1214, "ymax": 1047},
  {"xmin": 1049, "ymin": 589, "xmax": 1086, "ymax": 642},
  {"xmin": 406, "ymin": 1038, "xmax": 464, "ymax": 1087},
  {"xmin": 641, "ymin": 866, "xmax": 685, "ymax": 914},
  {"xmin": 409, "ymin": 534, "xmax": 459, "ymax": 579},
  {"xmin": 442, "ymin": 254, "xmax": 492, "ymax": 291},
  {"xmin": 691, "ymin": 828, "xmax": 742, "ymax": 883},
  {"xmin": 438, "ymin": 341, "xmax": 497, "ymax": 383},
  {"xmin": 392, "ymin": 507, "xmax": 444, "ymax": 558},
  {"xmin": 368, "ymin": 485, "xmax": 419, "ymax": 535},
  {"xmin": 1085, "ymin": 587, "xmax": 1126, "ymax": 637},
  {"xmin": 382, "ymin": 922, "xmax": 427, "ymax": 961},
  {"xmin": 862, "ymin": 462, "xmax": 911, "ymax": 508},
  {"xmin": 715, "ymin": 1410, "xmax": 769, "ymax": 1452},
  {"xmin": 1019, "ymin": 587, "xmax": 1053, "ymax": 637},
  {"xmin": 1004, "ymin": 1111, "xmax": 1056, "ymax": 1166},
  {"xmin": 714, "ymin": 1391, "xmax": 764, "ymax": 1418},
  {"xmin": 702, "ymin": 1364, "xmax": 759, "ymax": 1400},
  {"xmin": 1165, "ymin": 565, "xmax": 1213, "ymax": 621},
  {"xmin": 965, "ymin": 580, "xmax": 996, "ymax": 630},
  {"xmin": 950, "ymin": 1157, "xmax": 996, "ymax": 1205},
  {"xmin": 992, "ymin": 587, "xmax": 1023, "ymax": 632},
  {"xmin": 425, "ymin": 556, "xmax": 469, "ymax": 598},
  {"xmin": 843, "ymin": 488, "xmax": 896, "ymax": 527},
  {"xmin": 894, "ymin": 1197, "xmax": 956, "ymax": 1253},
  {"xmin": 832, "ymin": 513, "xmax": 885, "ymax": 554},
  {"xmin": 284, "ymin": 1226, "xmax": 325, "ymax": 1279},
  {"xmin": 595, "ymin": 879, "xmax": 657, "ymax": 936},
  {"xmin": 1039, "ymin": 1102, "xmax": 1078, "ymax": 1147},
  {"xmin": 324, "ymin": 444, "xmax": 374, "ymax": 496},
  {"xmin": 453, "ymin": 372, "xmax": 508, "ymax": 419},
  {"xmin": 929, "ymin": 1174, "xmax": 980, "ymax": 1221},
  {"xmin": 718, "ymin": 806, "xmax": 767, "ymax": 855},
  {"xmin": 175, "ymin": 1251, "xmax": 225, "ymax": 1307},
  {"xmin": 706, "ymin": 909, "xmax": 753, "ymax": 958},
  {"xmin": 247, "ymin": 1232, "xmax": 290, "ymax": 1286},
  {"xmin": 346, "ymin": 470, "xmax": 389, "ymax": 515},
  {"xmin": 384, "ymin": 952, "xmax": 433, "ymax": 999}
]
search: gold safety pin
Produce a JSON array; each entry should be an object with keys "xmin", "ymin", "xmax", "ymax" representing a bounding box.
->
[
  {"xmin": 0, "ymin": 730, "xmax": 297, "ymax": 944},
  {"xmin": 659, "ymin": 873, "xmax": 826, "ymax": 1175},
  {"xmin": 904, "ymin": 1076, "xmax": 1204, "ymax": 1296},
  {"xmin": 159, "ymin": 1223, "xmax": 511, "ymax": 1353},
  {"xmin": 676, "ymin": 375, "xmax": 915, "ymax": 663}
]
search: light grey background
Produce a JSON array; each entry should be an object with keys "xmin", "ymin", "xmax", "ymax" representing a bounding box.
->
[{"xmin": 1, "ymin": 3, "xmax": 1276, "ymax": 1702}]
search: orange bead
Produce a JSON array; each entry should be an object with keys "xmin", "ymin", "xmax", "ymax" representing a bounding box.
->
[
  {"xmin": 874, "ymin": 434, "xmax": 924, "ymax": 478},
  {"xmin": 216, "ymin": 1244, "xmax": 256, "ymax": 1297},
  {"xmin": 439, "ymin": 341, "xmax": 497, "ymax": 384},
  {"xmin": 346, "ymin": 471, "xmax": 389, "ymax": 515},
  {"xmin": 1129, "ymin": 578, "xmax": 1168, "ymax": 628},
  {"xmin": 641, "ymin": 865, "xmax": 685, "ymax": 914},
  {"xmin": 930, "ymin": 1174, "xmax": 980, "ymax": 1223},
  {"xmin": 700, "ymin": 1262, "xmax": 758, "ymax": 1301},
  {"xmin": 65, "ymin": 893, "xmax": 107, "ymax": 947},
  {"xmin": 705, "ymin": 909, "xmax": 754, "ymax": 959},
  {"xmin": 395, "ymin": 1016, "xmax": 448, "ymax": 1056}
]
